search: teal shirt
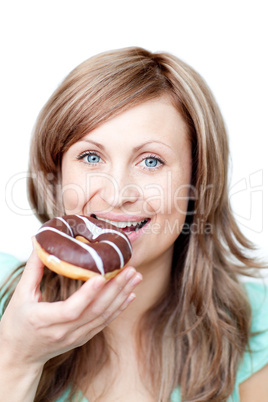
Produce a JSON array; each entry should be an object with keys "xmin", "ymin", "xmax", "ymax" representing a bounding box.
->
[{"xmin": 1, "ymin": 253, "xmax": 268, "ymax": 402}]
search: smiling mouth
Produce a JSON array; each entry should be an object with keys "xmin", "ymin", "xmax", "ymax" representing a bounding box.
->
[{"xmin": 91, "ymin": 214, "xmax": 150, "ymax": 233}]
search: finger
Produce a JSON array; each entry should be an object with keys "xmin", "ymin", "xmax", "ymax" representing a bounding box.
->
[
  {"xmin": 35, "ymin": 266, "xmax": 137, "ymax": 326},
  {"xmin": 97, "ymin": 292, "xmax": 137, "ymax": 327},
  {"xmin": 104, "ymin": 272, "xmax": 142, "ymax": 316},
  {"xmin": 65, "ymin": 291, "xmax": 138, "ymax": 348},
  {"xmin": 57, "ymin": 266, "xmax": 138, "ymax": 323},
  {"xmin": 17, "ymin": 243, "xmax": 44, "ymax": 299},
  {"xmin": 54, "ymin": 289, "xmax": 138, "ymax": 350},
  {"xmin": 84, "ymin": 270, "xmax": 142, "ymax": 326},
  {"xmin": 35, "ymin": 274, "xmax": 106, "ymax": 324},
  {"xmin": 93, "ymin": 267, "xmax": 141, "ymax": 313}
]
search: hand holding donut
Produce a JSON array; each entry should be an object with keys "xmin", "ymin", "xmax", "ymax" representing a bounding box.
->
[{"xmin": 0, "ymin": 246, "xmax": 142, "ymax": 401}]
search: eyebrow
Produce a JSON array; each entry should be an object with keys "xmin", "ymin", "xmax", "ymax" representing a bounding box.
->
[
  {"xmin": 133, "ymin": 140, "xmax": 173, "ymax": 152},
  {"xmin": 79, "ymin": 139, "xmax": 173, "ymax": 152},
  {"xmin": 79, "ymin": 139, "xmax": 106, "ymax": 150}
]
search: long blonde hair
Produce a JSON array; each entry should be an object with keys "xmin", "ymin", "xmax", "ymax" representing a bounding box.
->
[{"xmin": 10, "ymin": 47, "xmax": 264, "ymax": 400}]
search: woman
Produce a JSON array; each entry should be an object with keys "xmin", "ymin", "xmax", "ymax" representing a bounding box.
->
[{"xmin": 0, "ymin": 47, "xmax": 267, "ymax": 401}]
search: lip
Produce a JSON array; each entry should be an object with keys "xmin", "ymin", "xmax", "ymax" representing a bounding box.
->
[
  {"xmin": 90, "ymin": 212, "xmax": 150, "ymax": 222},
  {"xmin": 126, "ymin": 218, "xmax": 151, "ymax": 242},
  {"xmin": 90, "ymin": 213, "xmax": 151, "ymax": 242}
]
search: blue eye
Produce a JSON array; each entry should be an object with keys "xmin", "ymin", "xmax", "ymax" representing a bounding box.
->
[
  {"xmin": 144, "ymin": 157, "xmax": 159, "ymax": 168},
  {"xmin": 140, "ymin": 155, "xmax": 164, "ymax": 170},
  {"xmin": 86, "ymin": 154, "xmax": 101, "ymax": 164},
  {"xmin": 77, "ymin": 151, "xmax": 103, "ymax": 165}
]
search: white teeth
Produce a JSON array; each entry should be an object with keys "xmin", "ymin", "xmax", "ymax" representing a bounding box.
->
[{"xmin": 96, "ymin": 216, "xmax": 148, "ymax": 229}]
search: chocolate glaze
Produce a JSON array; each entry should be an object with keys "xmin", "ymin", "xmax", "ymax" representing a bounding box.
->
[{"xmin": 36, "ymin": 215, "xmax": 132, "ymax": 274}]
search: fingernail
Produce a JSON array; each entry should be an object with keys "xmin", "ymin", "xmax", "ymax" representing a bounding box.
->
[
  {"xmin": 126, "ymin": 292, "xmax": 136, "ymax": 304},
  {"xmin": 131, "ymin": 273, "xmax": 143, "ymax": 286}
]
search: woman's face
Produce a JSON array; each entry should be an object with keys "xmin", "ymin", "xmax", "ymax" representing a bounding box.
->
[{"xmin": 61, "ymin": 97, "xmax": 192, "ymax": 272}]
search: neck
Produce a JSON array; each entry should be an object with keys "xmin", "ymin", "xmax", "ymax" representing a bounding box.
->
[{"xmin": 82, "ymin": 252, "xmax": 173, "ymax": 401}]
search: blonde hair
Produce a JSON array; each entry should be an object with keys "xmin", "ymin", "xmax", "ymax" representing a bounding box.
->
[{"xmin": 22, "ymin": 47, "xmax": 263, "ymax": 400}]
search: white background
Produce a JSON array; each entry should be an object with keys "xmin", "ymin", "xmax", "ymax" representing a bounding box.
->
[{"xmin": 0, "ymin": 1, "xmax": 267, "ymax": 277}]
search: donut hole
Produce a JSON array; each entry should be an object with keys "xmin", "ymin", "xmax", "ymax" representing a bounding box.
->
[{"xmin": 75, "ymin": 235, "xmax": 90, "ymax": 244}]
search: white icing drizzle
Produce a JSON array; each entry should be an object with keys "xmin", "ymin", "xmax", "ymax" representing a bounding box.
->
[
  {"xmin": 56, "ymin": 217, "xmax": 74, "ymax": 237},
  {"xmin": 76, "ymin": 215, "xmax": 132, "ymax": 252},
  {"xmin": 99, "ymin": 240, "xmax": 125, "ymax": 268},
  {"xmin": 37, "ymin": 226, "xmax": 104, "ymax": 275},
  {"xmin": 47, "ymin": 255, "xmax": 61, "ymax": 264}
]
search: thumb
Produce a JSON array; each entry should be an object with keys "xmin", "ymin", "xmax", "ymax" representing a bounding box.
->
[{"xmin": 18, "ymin": 238, "xmax": 44, "ymax": 299}]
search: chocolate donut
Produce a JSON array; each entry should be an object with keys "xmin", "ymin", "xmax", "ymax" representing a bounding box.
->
[{"xmin": 34, "ymin": 215, "xmax": 132, "ymax": 280}]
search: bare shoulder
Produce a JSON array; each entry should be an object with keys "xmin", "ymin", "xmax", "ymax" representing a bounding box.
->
[{"xmin": 239, "ymin": 364, "xmax": 268, "ymax": 401}]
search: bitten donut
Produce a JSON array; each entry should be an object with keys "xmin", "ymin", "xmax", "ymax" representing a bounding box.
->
[{"xmin": 34, "ymin": 215, "xmax": 132, "ymax": 280}]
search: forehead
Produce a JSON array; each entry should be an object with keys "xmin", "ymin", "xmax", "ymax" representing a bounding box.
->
[{"xmin": 80, "ymin": 97, "xmax": 190, "ymax": 150}]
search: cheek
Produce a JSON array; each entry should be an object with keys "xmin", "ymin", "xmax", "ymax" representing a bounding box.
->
[
  {"xmin": 142, "ymin": 171, "xmax": 191, "ymax": 216},
  {"xmin": 171, "ymin": 181, "xmax": 191, "ymax": 216},
  {"xmin": 61, "ymin": 170, "xmax": 112, "ymax": 214},
  {"xmin": 169, "ymin": 160, "xmax": 192, "ymax": 218},
  {"xmin": 61, "ymin": 166, "xmax": 88, "ymax": 214},
  {"xmin": 62, "ymin": 184, "xmax": 86, "ymax": 213}
]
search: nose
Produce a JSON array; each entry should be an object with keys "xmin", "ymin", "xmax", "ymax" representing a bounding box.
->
[{"xmin": 99, "ymin": 171, "xmax": 141, "ymax": 209}]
